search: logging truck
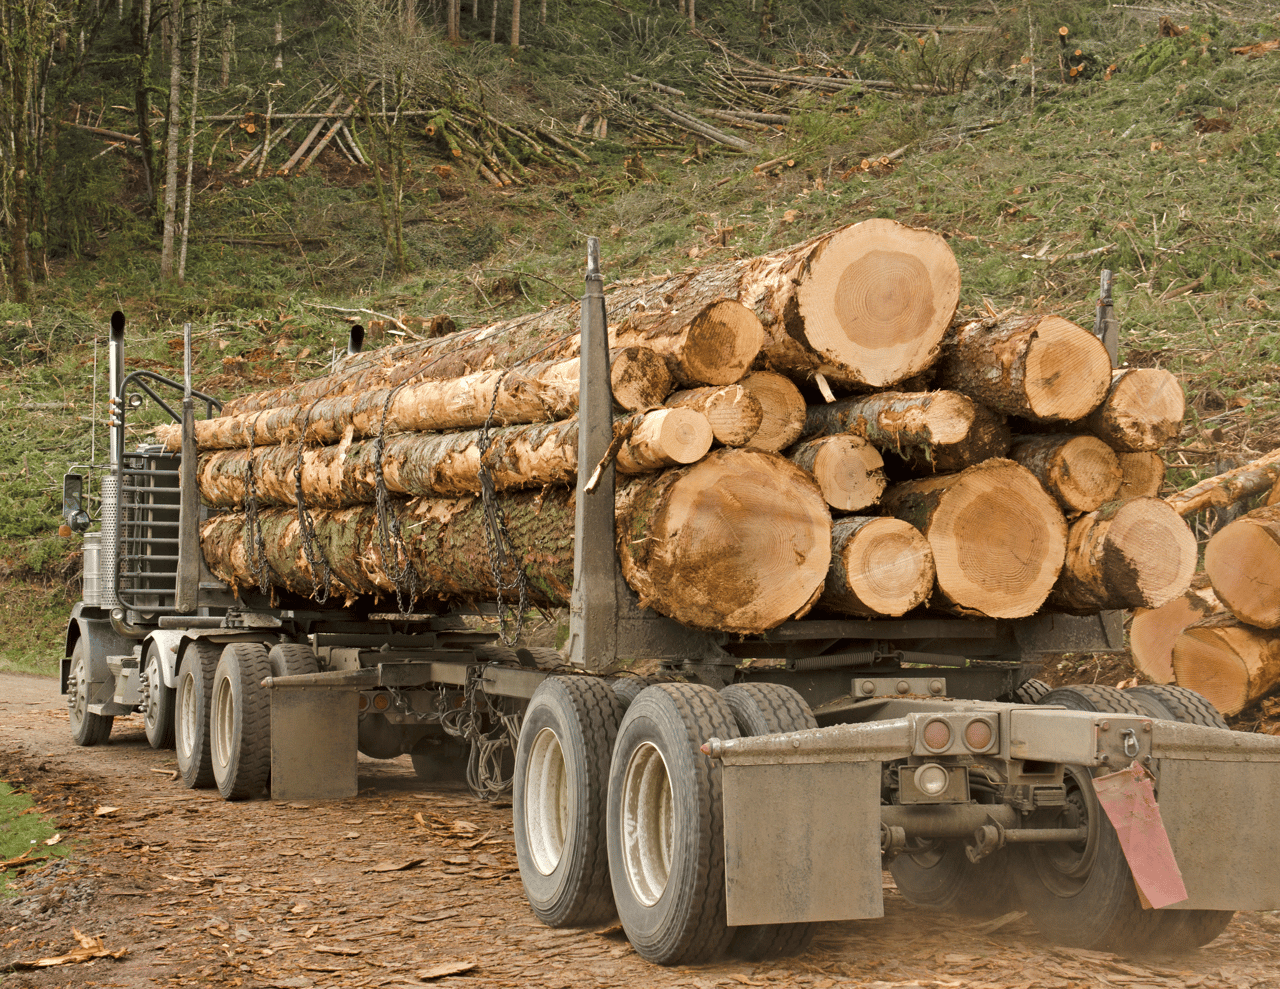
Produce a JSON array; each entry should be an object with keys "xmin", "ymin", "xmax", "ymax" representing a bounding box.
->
[{"xmin": 58, "ymin": 235, "xmax": 1280, "ymax": 965}]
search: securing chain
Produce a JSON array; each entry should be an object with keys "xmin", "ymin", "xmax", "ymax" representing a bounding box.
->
[
  {"xmin": 243, "ymin": 413, "xmax": 277, "ymax": 594},
  {"xmin": 477, "ymin": 366, "xmax": 530, "ymax": 648},
  {"xmin": 293, "ymin": 398, "xmax": 346, "ymax": 604},
  {"xmin": 372, "ymin": 383, "xmax": 419, "ymax": 617}
]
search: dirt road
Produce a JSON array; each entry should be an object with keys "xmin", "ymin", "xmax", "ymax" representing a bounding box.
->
[{"xmin": 1, "ymin": 671, "xmax": 1278, "ymax": 989}]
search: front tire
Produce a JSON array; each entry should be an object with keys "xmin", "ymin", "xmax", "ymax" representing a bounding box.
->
[
  {"xmin": 175, "ymin": 642, "xmax": 220, "ymax": 789},
  {"xmin": 210, "ymin": 642, "xmax": 273, "ymax": 801},
  {"xmin": 67, "ymin": 639, "xmax": 113, "ymax": 747},
  {"xmin": 142, "ymin": 642, "xmax": 175, "ymax": 750},
  {"xmin": 606, "ymin": 683, "xmax": 739, "ymax": 965}
]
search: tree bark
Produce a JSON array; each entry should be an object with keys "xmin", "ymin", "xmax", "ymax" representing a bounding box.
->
[
  {"xmin": 787, "ymin": 435, "xmax": 885, "ymax": 512},
  {"xmin": 178, "ymin": 1, "xmax": 201, "ymax": 284},
  {"xmin": 1130, "ymin": 574, "xmax": 1221, "ymax": 685},
  {"xmin": 819, "ymin": 516, "xmax": 934, "ymax": 617},
  {"xmin": 1082, "ymin": 368, "xmax": 1184, "ymax": 452},
  {"xmin": 159, "ymin": 0, "xmax": 182, "ymax": 279},
  {"xmin": 880, "ymin": 459, "xmax": 1067, "ymax": 619},
  {"xmin": 510, "ymin": 0, "xmax": 520, "ymax": 47},
  {"xmin": 665, "ymin": 384, "xmax": 762, "ymax": 447},
  {"xmin": 1049, "ymin": 497, "xmax": 1197, "ymax": 613},
  {"xmin": 1117, "ymin": 450, "xmax": 1165, "ymax": 499},
  {"xmin": 896, "ymin": 404, "xmax": 1010, "ymax": 473},
  {"xmin": 1172, "ymin": 614, "xmax": 1280, "ymax": 716},
  {"xmin": 1008, "ymin": 433, "xmax": 1122, "ymax": 513},
  {"xmin": 1164, "ymin": 447, "xmax": 1280, "ymax": 518},
  {"xmin": 1203, "ymin": 505, "xmax": 1280, "ymax": 629},
  {"xmin": 738, "ymin": 371, "xmax": 806, "ymax": 453},
  {"xmin": 936, "ymin": 313, "xmax": 1112, "ymax": 422}
]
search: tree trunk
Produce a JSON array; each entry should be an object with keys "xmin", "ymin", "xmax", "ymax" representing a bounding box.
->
[
  {"xmin": 192, "ymin": 408, "xmax": 711, "ymax": 508},
  {"xmin": 880, "ymin": 459, "xmax": 1067, "ymax": 618},
  {"xmin": 1117, "ymin": 450, "xmax": 1165, "ymax": 499},
  {"xmin": 178, "ymin": 0, "xmax": 202, "ymax": 284},
  {"xmin": 202, "ymin": 449, "xmax": 831, "ymax": 633},
  {"xmin": 1164, "ymin": 447, "xmax": 1280, "ymax": 518},
  {"xmin": 159, "ymin": 0, "xmax": 182, "ymax": 279},
  {"xmin": 133, "ymin": 0, "xmax": 157, "ymax": 203},
  {"xmin": 1172, "ymin": 614, "xmax": 1280, "ymax": 716},
  {"xmin": 665, "ymin": 384, "xmax": 762, "ymax": 447},
  {"xmin": 936, "ymin": 313, "xmax": 1112, "ymax": 422},
  {"xmin": 218, "ymin": 0, "xmax": 231, "ymax": 87},
  {"xmin": 1049, "ymin": 497, "xmax": 1197, "ymax": 613},
  {"xmin": 273, "ymin": 7, "xmax": 282, "ymax": 70},
  {"xmin": 1204, "ymin": 505, "xmax": 1280, "ymax": 629},
  {"xmin": 7, "ymin": 17, "xmax": 32, "ymax": 303},
  {"xmin": 1007, "ymin": 434, "xmax": 1122, "ymax": 513},
  {"xmin": 819, "ymin": 516, "xmax": 934, "ymax": 617},
  {"xmin": 739, "ymin": 371, "xmax": 806, "ymax": 453},
  {"xmin": 1082, "ymin": 368, "xmax": 1184, "ymax": 452},
  {"xmin": 510, "ymin": 0, "xmax": 520, "ymax": 47},
  {"xmin": 787, "ymin": 435, "xmax": 885, "ymax": 512},
  {"xmin": 1130, "ymin": 574, "xmax": 1221, "ymax": 685}
]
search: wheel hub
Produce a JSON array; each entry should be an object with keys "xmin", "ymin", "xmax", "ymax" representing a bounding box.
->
[
  {"xmin": 525, "ymin": 727, "xmax": 571, "ymax": 876},
  {"xmin": 619, "ymin": 740, "xmax": 673, "ymax": 907}
]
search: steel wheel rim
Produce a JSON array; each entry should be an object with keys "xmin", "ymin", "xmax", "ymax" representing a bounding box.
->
[
  {"xmin": 211, "ymin": 673, "xmax": 234, "ymax": 772},
  {"xmin": 526, "ymin": 727, "xmax": 570, "ymax": 876},
  {"xmin": 177, "ymin": 669, "xmax": 197, "ymax": 761},
  {"xmin": 67, "ymin": 653, "xmax": 88, "ymax": 729},
  {"xmin": 143, "ymin": 651, "xmax": 162, "ymax": 730},
  {"xmin": 620, "ymin": 740, "xmax": 673, "ymax": 907},
  {"xmin": 1024, "ymin": 765, "xmax": 1099, "ymax": 896}
]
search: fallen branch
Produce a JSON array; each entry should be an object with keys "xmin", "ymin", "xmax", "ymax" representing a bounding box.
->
[
  {"xmin": 1, "ymin": 929, "xmax": 128, "ymax": 972},
  {"xmin": 60, "ymin": 122, "xmax": 141, "ymax": 145}
]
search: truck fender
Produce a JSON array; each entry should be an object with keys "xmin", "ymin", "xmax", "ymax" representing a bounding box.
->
[
  {"xmin": 61, "ymin": 603, "xmax": 135, "ymax": 705},
  {"xmin": 143, "ymin": 630, "xmax": 190, "ymax": 690}
]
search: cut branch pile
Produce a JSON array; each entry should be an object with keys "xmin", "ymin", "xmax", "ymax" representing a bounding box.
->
[{"xmin": 178, "ymin": 218, "xmax": 1197, "ymax": 636}]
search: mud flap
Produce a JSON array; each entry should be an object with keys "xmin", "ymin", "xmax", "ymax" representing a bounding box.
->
[
  {"xmin": 1092, "ymin": 763, "xmax": 1188, "ymax": 909},
  {"xmin": 722, "ymin": 761, "xmax": 883, "ymax": 926},
  {"xmin": 270, "ymin": 685, "xmax": 359, "ymax": 801}
]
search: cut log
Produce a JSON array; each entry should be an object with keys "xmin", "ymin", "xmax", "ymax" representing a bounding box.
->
[
  {"xmin": 1171, "ymin": 614, "xmax": 1280, "ymax": 716},
  {"xmin": 1007, "ymin": 434, "xmax": 1122, "ymax": 513},
  {"xmin": 1117, "ymin": 451, "xmax": 1166, "ymax": 499},
  {"xmin": 615, "ymin": 298, "xmax": 763, "ymax": 387},
  {"xmin": 1082, "ymin": 368, "xmax": 1184, "ymax": 452},
  {"xmin": 820, "ymin": 517, "xmax": 934, "ymax": 617},
  {"xmin": 739, "ymin": 218, "xmax": 961, "ymax": 387},
  {"xmin": 738, "ymin": 371, "xmax": 806, "ymax": 452},
  {"xmin": 1203, "ymin": 505, "xmax": 1280, "ymax": 628},
  {"xmin": 665, "ymin": 385, "xmax": 763, "ymax": 447},
  {"xmin": 607, "ymin": 346, "xmax": 675, "ymax": 411},
  {"xmin": 1164, "ymin": 446, "xmax": 1280, "ymax": 518},
  {"xmin": 202, "ymin": 449, "xmax": 831, "ymax": 634},
  {"xmin": 880, "ymin": 459, "xmax": 1067, "ymax": 619},
  {"xmin": 1048, "ymin": 497, "xmax": 1197, "ymax": 613},
  {"xmin": 936, "ymin": 313, "xmax": 1112, "ymax": 422},
  {"xmin": 191, "ymin": 409, "xmax": 712, "ymax": 508},
  {"xmin": 1130, "ymin": 574, "xmax": 1222, "ymax": 685},
  {"xmin": 787, "ymin": 436, "xmax": 886, "ymax": 512},
  {"xmin": 898, "ymin": 404, "xmax": 1010, "ymax": 473}
]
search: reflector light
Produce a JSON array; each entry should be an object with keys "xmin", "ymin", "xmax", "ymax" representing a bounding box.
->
[
  {"xmin": 372, "ymin": 692, "xmax": 391, "ymax": 712},
  {"xmin": 357, "ymin": 693, "xmax": 370, "ymax": 712},
  {"xmin": 923, "ymin": 718, "xmax": 952, "ymax": 751},
  {"xmin": 964, "ymin": 718, "xmax": 994, "ymax": 751},
  {"xmin": 914, "ymin": 763, "xmax": 949, "ymax": 797}
]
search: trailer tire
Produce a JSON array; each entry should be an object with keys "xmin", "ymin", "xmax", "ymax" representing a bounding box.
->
[
  {"xmin": 175, "ymin": 642, "xmax": 220, "ymax": 789},
  {"xmin": 67, "ymin": 639, "xmax": 113, "ymax": 747},
  {"xmin": 267, "ymin": 643, "xmax": 319, "ymax": 678},
  {"xmin": 142, "ymin": 642, "xmax": 175, "ymax": 750},
  {"xmin": 514, "ymin": 676, "xmax": 624, "ymax": 928},
  {"xmin": 610, "ymin": 676, "xmax": 652, "ymax": 710},
  {"xmin": 719, "ymin": 683, "xmax": 819, "ymax": 960},
  {"xmin": 606, "ymin": 683, "xmax": 740, "ymax": 965},
  {"xmin": 210, "ymin": 642, "xmax": 273, "ymax": 801},
  {"xmin": 890, "ymin": 836, "xmax": 1019, "ymax": 919},
  {"xmin": 1008, "ymin": 677, "xmax": 1051, "ymax": 705}
]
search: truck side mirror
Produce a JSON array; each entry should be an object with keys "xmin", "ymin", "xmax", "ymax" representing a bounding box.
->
[{"xmin": 63, "ymin": 473, "xmax": 91, "ymax": 533}]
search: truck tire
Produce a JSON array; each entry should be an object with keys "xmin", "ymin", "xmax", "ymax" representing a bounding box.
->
[
  {"xmin": 610, "ymin": 676, "xmax": 652, "ymax": 710},
  {"xmin": 142, "ymin": 642, "xmax": 175, "ymax": 750},
  {"xmin": 719, "ymin": 683, "xmax": 819, "ymax": 960},
  {"xmin": 210, "ymin": 642, "xmax": 273, "ymax": 801},
  {"xmin": 67, "ymin": 639, "xmax": 113, "ymax": 747},
  {"xmin": 175, "ymin": 642, "xmax": 220, "ymax": 789},
  {"xmin": 513, "ymin": 676, "xmax": 623, "ymax": 928},
  {"xmin": 606, "ymin": 683, "xmax": 740, "ymax": 965},
  {"xmin": 1012, "ymin": 684, "xmax": 1171, "ymax": 952},
  {"xmin": 890, "ymin": 835, "xmax": 1019, "ymax": 920},
  {"xmin": 267, "ymin": 642, "xmax": 319, "ymax": 678},
  {"xmin": 1005, "ymin": 677, "xmax": 1051, "ymax": 705}
]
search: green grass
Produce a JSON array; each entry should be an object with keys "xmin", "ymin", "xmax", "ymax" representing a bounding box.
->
[{"xmin": 0, "ymin": 781, "xmax": 67, "ymax": 890}]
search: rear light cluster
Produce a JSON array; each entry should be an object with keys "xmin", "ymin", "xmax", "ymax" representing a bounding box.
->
[{"xmin": 919, "ymin": 714, "xmax": 997, "ymax": 755}]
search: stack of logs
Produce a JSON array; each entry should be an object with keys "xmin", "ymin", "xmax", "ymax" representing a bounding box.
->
[
  {"xmin": 158, "ymin": 218, "xmax": 1196, "ymax": 638},
  {"xmin": 1131, "ymin": 448, "xmax": 1280, "ymax": 715}
]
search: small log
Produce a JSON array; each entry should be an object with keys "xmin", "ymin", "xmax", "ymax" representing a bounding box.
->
[
  {"xmin": 1117, "ymin": 451, "xmax": 1166, "ymax": 499},
  {"xmin": 1007, "ymin": 434, "xmax": 1122, "ymax": 513},
  {"xmin": 880, "ymin": 459, "xmax": 1067, "ymax": 619},
  {"xmin": 1130, "ymin": 574, "xmax": 1222, "ymax": 685},
  {"xmin": 1082, "ymin": 368, "xmax": 1184, "ymax": 452},
  {"xmin": 820, "ymin": 517, "xmax": 934, "ymax": 617},
  {"xmin": 1164, "ymin": 446, "xmax": 1280, "ymax": 518},
  {"xmin": 802, "ymin": 389, "xmax": 974, "ymax": 447},
  {"xmin": 1172, "ymin": 614, "xmax": 1280, "ymax": 716},
  {"xmin": 898, "ymin": 404, "xmax": 1011, "ymax": 473},
  {"xmin": 665, "ymin": 384, "xmax": 763, "ymax": 447},
  {"xmin": 1203, "ymin": 505, "xmax": 1280, "ymax": 628},
  {"xmin": 787, "ymin": 436, "xmax": 886, "ymax": 512},
  {"xmin": 937, "ymin": 313, "xmax": 1112, "ymax": 422},
  {"xmin": 614, "ymin": 408, "xmax": 713, "ymax": 474},
  {"xmin": 608, "ymin": 346, "xmax": 675, "ymax": 411},
  {"xmin": 1049, "ymin": 497, "xmax": 1197, "ymax": 613},
  {"xmin": 616, "ymin": 299, "xmax": 763, "ymax": 387},
  {"xmin": 739, "ymin": 371, "xmax": 806, "ymax": 452}
]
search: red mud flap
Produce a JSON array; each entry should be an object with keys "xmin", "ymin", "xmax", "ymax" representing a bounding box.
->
[{"xmin": 1091, "ymin": 762, "xmax": 1188, "ymax": 909}]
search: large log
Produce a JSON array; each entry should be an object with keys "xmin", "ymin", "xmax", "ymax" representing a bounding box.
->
[
  {"xmin": 1007, "ymin": 434, "xmax": 1122, "ymax": 514},
  {"xmin": 202, "ymin": 449, "xmax": 831, "ymax": 634},
  {"xmin": 1165, "ymin": 447, "xmax": 1280, "ymax": 517},
  {"xmin": 1048, "ymin": 497, "xmax": 1197, "ymax": 613},
  {"xmin": 192, "ymin": 409, "xmax": 713, "ymax": 508},
  {"xmin": 1082, "ymin": 368, "xmax": 1184, "ymax": 452},
  {"xmin": 1203, "ymin": 505, "xmax": 1280, "ymax": 628},
  {"xmin": 739, "ymin": 371, "xmax": 806, "ymax": 452},
  {"xmin": 665, "ymin": 384, "xmax": 763, "ymax": 447},
  {"xmin": 820, "ymin": 517, "xmax": 934, "ymax": 617},
  {"xmin": 1171, "ymin": 614, "xmax": 1280, "ymax": 716},
  {"xmin": 1130, "ymin": 575, "xmax": 1222, "ymax": 685},
  {"xmin": 879, "ymin": 459, "xmax": 1067, "ymax": 619},
  {"xmin": 936, "ymin": 313, "xmax": 1112, "ymax": 422},
  {"xmin": 786, "ymin": 436, "xmax": 885, "ymax": 512},
  {"xmin": 1117, "ymin": 451, "xmax": 1166, "ymax": 499}
]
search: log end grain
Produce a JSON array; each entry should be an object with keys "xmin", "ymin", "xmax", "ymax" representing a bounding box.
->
[
  {"xmin": 740, "ymin": 371, "xmax": 807, "ymax": 452},
  {"xmin": 1008, "ymin": 433, "xmax": 1122, "ymax": 514},
  {"xmin": 1204, "ymin": 505, "xmax": 1280, "ymax": 628},
  {"xmin": 1088, "ymin": 367, "xmax": 1186, "ymax": 452},
  {"xmin": 615, "ymin": 408, "xmax": 713, "ymax": 473},
  {"xmin": 1130, "ymin": 576, "xmax": 1221, "ymax": 685},
  {"xmin": 1022, "ymin": 316, "xmax": 1114, "ymax": 421},
  {"xmin": 679, "ymin": 300, "xmax": 765, "ymax": 386},
  {"xmin": 610, "ymin": 346, "xmax": 674, "ymax": 411},
  {"xmin": 1170, "ymin": 617, "xmax": 1276, "ymax": 716},
  {"xmin": 665, "ymin": 384, "xmax": 764, "ymax": 447},
  {"xmin": 789, "ymin": 435, "xmax": 886, "ymax": 512},
  {"xmin": 1117, "ymin": 450, "xmax": 1166, "ymax": 499},
  {"xmin": 822, "ymin": 516, "xmax": 934, "ymax": 617}
]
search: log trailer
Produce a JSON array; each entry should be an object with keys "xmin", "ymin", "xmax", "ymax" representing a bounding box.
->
[{"xmin": 60, "ymin": 244, "xmax": 1280, "ymax": 964}]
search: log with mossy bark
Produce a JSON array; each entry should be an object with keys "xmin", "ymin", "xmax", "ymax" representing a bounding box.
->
[
  {"xmin": 879, "ymin": 458, "xmax": 1067, "ymax": 619},
  {"xmin": 787, "ymin": 435, "xmax": 885, "ymax": 512},
  {"xmin": 201, "ymin": 448, "xmax": 831, "ymax": 634},
  {"xmin": 191, "ymin": 409, "xmax": 713, "ymax": 509},
  {"xmin": 1007, "ymin": 434, "xmax": 1122, "ymax": 514},
  {"xmin": 936, "ymin": 313, "xmax": 1112, "ymax": 422},
  {"xmin": 1130, "ymin": 574, "xmax": 1222, "ymax": 685},
  {"xmin": 664, "ymin": 384, "xmax": 763, "ymax": 447},
  {"xmin": 1171, "ymin": 613, "xmax": 1280, "ymax": 716},
  {"xmin": 819, "ymin": 516, "xmax": 934, "ymax": 617},
  {"xmin": 1204, "ymin": 505, "xmax": 1280, "ymax": 629},
  {"xmin": 1048, "ymin": 497, "xmax": 1197, "ymax": 613},
  {"xmin": 1082, "ymin": 368, "xmax": 1184, "ymax": 452}
]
